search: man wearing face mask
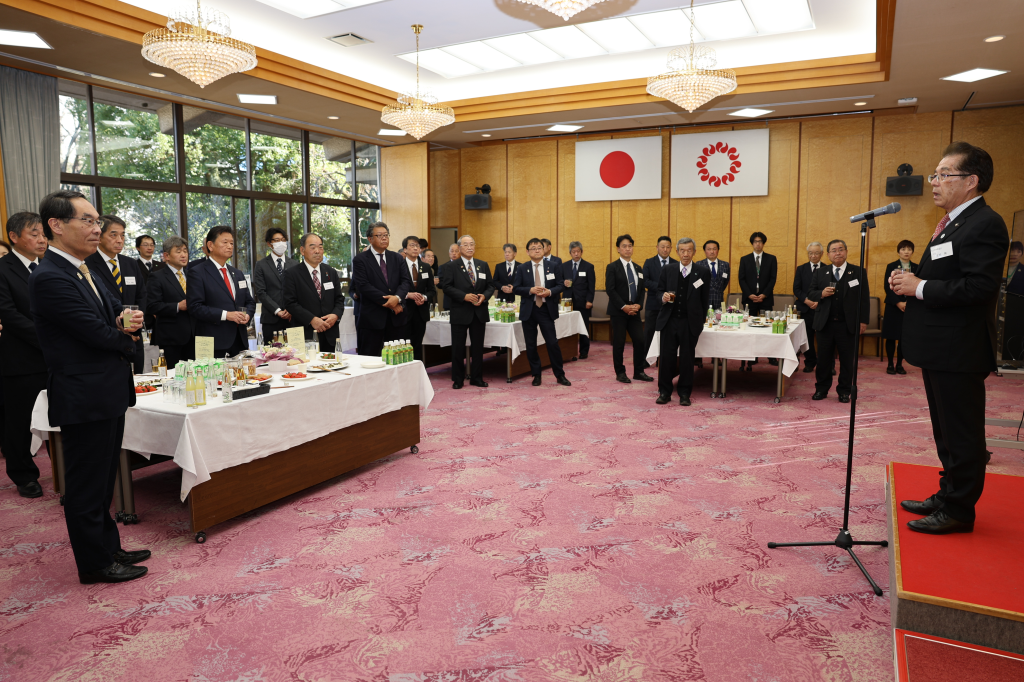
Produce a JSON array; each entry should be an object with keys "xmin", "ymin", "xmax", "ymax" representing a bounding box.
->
[{"xmin": 253, "ymin": 228, "xmax": 298, "ymax": 345}]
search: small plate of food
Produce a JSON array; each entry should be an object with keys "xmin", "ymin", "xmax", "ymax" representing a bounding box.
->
[
  {"xmin": 134, "ymin": 384, "xmax": 160, "ymax": 395},
  {"xmin": 282, "ymin": 371, "xmax": 312, "ymax": 381},
  {"xmin": 254, "ymin": 373, "xmax": 274, "ymax": 383}
]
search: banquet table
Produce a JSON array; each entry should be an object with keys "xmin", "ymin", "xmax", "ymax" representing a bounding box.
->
[
  {"xmin": 253, "ymin": 306, "xmax": 357, "ymax": 352},
  {"xmin": 646, "ymin": 319, "xmax": 809, "ymax": 402},
  {"xmin": 422, "ymin": 310, "xmax": 589, "ymax": 381},
  {"xmin": 31, "ymin": 356, "xmax": 433, "ymax": 540}
]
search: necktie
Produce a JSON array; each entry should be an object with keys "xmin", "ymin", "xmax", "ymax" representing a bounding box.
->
[
  {"xmin": 507, "ymin": 263, "xmax": 512, "ymax": 277},
  {"xmin": 312, "ymin": 267, "xmax": 322, "ymax": 298},
  {"xmin": 78, "ymin": 263, "xmax": 101, "ymax": 300},
  {"xmin": 755, "ymin": 255, "xmax": 761, "ymax": 275},
  {"xmin": 109, "ymin": 258, "xmax": 122, "ymax": 293},
  {"xmin": 412, "ymin": 261, "xmax": 420, "ymax": 284},
  {"xmin": 662, "ymin": 259, "xmax": 667, "ymax": 267},
  {"xmin": 534, "ymin": 262, "xmax": 543, "ymax": 307},
  {"xmin": 931, "ymin": 214, "xmax": 950, "ymax": 242},
  {"xmin": 711, "ymin": 262, "xmax": 717, "ymax": 278},
  {"xmin": 29, "ymin": 262, "xmax": 37, "ymax": 272},
  {"xmin": 573, "ymin": 261, "xmax": 578, "ymax": 280},
  {"xmin": 176, "ymin": 269, "xmax": 186, "ymax": 292},
  {"xmin": 146, "ymin": 261, "xmax": 152, "ymax": 272},
  {"xmin": 220, "ymin": 267, "xmax": 233, "ymax": 297},
  {"xmin": 276, "ymin": 258, "xmax": 283, "ymax": 277},
  {"xmin": 834, "ymin": 266, "xmax": 841, "ymax": 282},
  {"xmin": 467, "ymin": 261, "xmax": 476, "ymax": 285},
  {"xmin": 379, "ymin": 253, "xmax": 388, "ymax": 284},
  {"xmin": 626, "ymin": 263, "xmax": 636, "ymax": 303},
  {"xmin": 682, "ymin": 266, "xmax": 688, "ymax": 278}
]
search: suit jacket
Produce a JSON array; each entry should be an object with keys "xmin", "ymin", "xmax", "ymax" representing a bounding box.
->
[
  {"xmin": 882, "ymin": 260, "xmax": 919, "ymax": 306},
  {"xmin": 28, "ymin": 248, "xmax": 136, "ymax": 426},
  {"xmin": 654, "ymin": 263, "xmax": 711, "ymax": 339},
  {"xmin": 146, "ymin": 264, "xmax": 193, "ymax": 347},
  {"xmin": 253, "ymin": 254, "xmax": 299, "ymax": 330},
  {"xmin": 544, "ymin": 255, "xmax": 563, "ymax": 302},
  {"xmin": 563, "ymin": 258, "xmax": 596, "ymax": 307},
  {"xmin": 439, "ymin": 258, "xmax": 494, "ymax": 325},
  {"xmin": 1008, "ymin": 264, "xmax": 1024, "ymax": 296},
  {"xmin": 903, "ymin": 197, "xmax": 1009, "ymax": 372},
  {"xmin": 693, "ymin": 258, "xmax": 730, "ymax": 308},
  {"xmin": 643, "ymin": 256, "xmax": 677, "ymax": 312},
  {"xmin": 186, "ymin": 258, "xmax": 256, "ymax": 350},
  {"xmin": 738, "ymin": 251, "xmax": 778, "ymax": 308},
  {"xmin": 135, "ymin": 258, "xmax": 161, "ymax": 283},
  {"xmin": 513, "ymin": 259, "xmax": 564, "ymax": 320},
  {"xmin": 793, "ymin": 262, "xmax": 827, "ymax": 314},
  {"xmin": 0, "ymin": 252, "xmax": 46, "ymax": 376},
  {"xmin": 493, "ymin": 259, "xmax": 521, "ymax": 303},
  {"xmin": 351, "ymin": 248, "xmax": 411, "ymax": 330},
  {"xmin": 283, "ymin": 261, "xmax": 347, "ymax": 344},
  {"xmin": 85, "ymin": 251, "xmax": 148, "ymax": 313},
  {"xmin": 809, "ymin": 263, "xmax": 870, "ymax": 334},
  {"xmin": 605, "ymin": 259, "xmax": 646, "ymax": 317},
  {"xmin": 401, "ymin": 257, "xmax": 436, "ymax": 322}
]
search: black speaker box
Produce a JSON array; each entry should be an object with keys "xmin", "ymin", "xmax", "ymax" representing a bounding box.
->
[
  {"xmin": 886, "ymin": 175, "xmax": 924, "ymax": 196},
  {"xmin": 465, "ymin": 194, "xmax": 491, "ymax": 210}
]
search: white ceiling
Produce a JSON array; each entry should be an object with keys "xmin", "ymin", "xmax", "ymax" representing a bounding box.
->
[{"xmin": 121, "ymin": 0, "xmax": 875, "ymax": 100}]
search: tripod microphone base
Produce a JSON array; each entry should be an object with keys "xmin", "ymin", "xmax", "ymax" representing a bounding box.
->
[{"xmin": 768, "ymin": 530, "xmax": 888, "ymax": 596}]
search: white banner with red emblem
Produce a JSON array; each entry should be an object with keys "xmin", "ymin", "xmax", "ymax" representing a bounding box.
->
[
  {"xmin": 575, "ymin": 137, "xmax": 663, "ymax": 202},
  {"xmin": 670, "ymin": 129, "xmax": 769, "ymax": 198}
]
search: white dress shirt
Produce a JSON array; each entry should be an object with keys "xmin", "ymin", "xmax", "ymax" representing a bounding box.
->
[
  {"xmin": 98, "ymin": 248, "xmax": 119, "ymax": 273},
  {"xmin": 831, "ymin": 262, "xmax": 848, "ymax": 281},
  {"xmin": 915, "ymin": 195, "xmax": 983, "ymax": 299},
  {"xmin": 406, "ymin": 257, "xmax": 419, "ymax": 282},
  {"xmin": 462, "ymin": 257, "xmax": 476, "ymax": 276},
  {"xmin": 48, "ymin": 245, "xmax": 83, "ymax": 269},
  {"xmin": 139, "ymin": 256, "xmax": 154, "ymax": 270},
  {"xmin": 13, "ymin": 249, "xmax": 39, "ymax": 272}
]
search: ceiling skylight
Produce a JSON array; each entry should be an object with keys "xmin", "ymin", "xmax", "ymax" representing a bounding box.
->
[
  {"xmin": 941, "ymin": 68, "xmax": 1008, "ymax": 83},
  {"xmin": 0, "ymin": 29, "xmax": 52, "ymax": 49},
  {"xmin": 578, "ymin": 18, "xmax": 654, "ymax": 53},
  {"xmin": 684, "ymin": 1, "xmax": 758, "ymax": 41},
  {"xmin": 254, "ymin": 0, "xmax": 386, "ymax": 20},
  {"xmin": 482, "ymin": 34, "xmax": 561, "ymax": 65},
  {"xmin": 530, "ymin": 26, "xmax": 606, "ymax": 59}
]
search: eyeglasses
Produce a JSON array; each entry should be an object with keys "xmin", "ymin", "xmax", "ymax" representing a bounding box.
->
[
  {"xmin": 67, "ymin": 215, "xmax": 102, "ymax": 227},
  {"xmin": 928, "ymin": 173, "xmax": 969, "ymax": 182}
]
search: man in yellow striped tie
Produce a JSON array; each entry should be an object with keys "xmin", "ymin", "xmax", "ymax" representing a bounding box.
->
[{"xmin": 145, "ymin": 236, "xmax": 194, "ymax": 369}]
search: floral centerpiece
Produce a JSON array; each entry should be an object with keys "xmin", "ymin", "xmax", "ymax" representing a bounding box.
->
[{"xmin": 256, "ymin": 344, "xmax": 298, "ymax": 362}]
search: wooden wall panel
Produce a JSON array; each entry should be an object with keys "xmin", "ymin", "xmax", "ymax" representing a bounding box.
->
[
  {"xmin": 428, "ymin": 149, "xmax": 461, "ymax": 229},
  {"xmin": 380, "ymin": 142, "xmax": 428, "ymax": 240},
  {"xmin": 558, "ymin": 137, "xmax": 611, "ymax": 288},
  {"xmin": 868, "ymin": 112, "xmax": 951, "ymax": 299},
  {"xmin": 952, "ymin": 106, "xmax": 1024, "ymax": 231},
  {"xmin": 732, "ymin": 121, "xmax": 800, "ymax": 296},
  {"xmin": 460, "ymin": 146, "xmax": 508, "ymax": 267},
  {"xmin": 798, "ymin": 118, "xmax": 874, "ymax": 296},
  {"xmin": 508, "ymin": 140, "xmax": 558, "ymax": 264},
  {"xmin": 610, "ymin": 131, "xmax": 670, "ymax": 267}
]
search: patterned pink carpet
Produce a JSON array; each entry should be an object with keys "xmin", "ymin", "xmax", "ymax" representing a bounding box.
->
[{"xmin": 2, "ymin": 345, "xmax": 1022, "ymax": 681}]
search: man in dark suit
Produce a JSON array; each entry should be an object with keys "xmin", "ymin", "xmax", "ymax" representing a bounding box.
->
[
  {"xmin": 605, "ymin": 234, "xmax": 652, "ymax": 384},
  {"xmin": 438, "ymin": 243, "xmax": 460, "ymax": 312},
  {"xmin": 400, "ymin": 236, "xmax": 435, "ymax": 362},
  {"xmin": 134, "ymin": 235, "xmax": 159, "ymax": 281},
  {"xmin": 493, "ymin": 243, "xmax": 520, "ymax": 304},
  {"xmin": 352, "ymin": 222, "xmax": 410, "ymax": 358},
  {"xmin": 85, "ymin": 216, "xmax": 147, "ymax": 373},
  {"xmin": 439, "ymin": 234, "xmax": 494, "ymax": 389},
  {"xmin": 253, "ymin": 227, "xmax": 298, "ymax": 345},
  {"xmin": 642, "ymin": 236, "xmax": 676, "ymax": 367},
  {"xmin": 186, "ymin": 226, "xmax": 255, "ymax": 358},
  {"xmin": 793, "ymin": 241, "xmax": 825, "ymax": 373},
  {"xmin": 541, "ymin": 238, "xmax": 563, "ymax": 304},
  {"xmin": 283, "ymin": 233, "xmax": 346, "ymax": 352},
  {"xmin": 738, "ymin": 231, "xmax": 778, "ymax": 369},
  {"xmin": 513, "ymin": 238, "xmax": 572, "ymax": 386},
  {"xmin": 0, "ymin": 212, "xmax": 48, "ymax": 498},
  {"xmin": 654, "ymin": 238, "xmax": 710, "ymax": 406},
  {"xmin": 30, "ymin": 189, "xmax": 149, "ymax": 584},
  {"xmin": 808, "ymin": 239, "xmax": 870, "ymax": 403},
  {"xmin": 693, "ymin": 240, "xmax": 730, "ymax": 310},
  {"xmin": 892, "ymin": 142, "xmax": 1010, "ymax": 535},
  {"xmin": 146, "ymin": 236, "xmax": 193, "ymax": 369},
  {"xmin": 563, "ymin": 240, "xmax": 596, "ymax": 359}
]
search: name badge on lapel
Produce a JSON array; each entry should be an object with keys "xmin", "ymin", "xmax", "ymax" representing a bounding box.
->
[
  {"xmin": 722, "ymin": 272, "xmax": 728, "ymax": 279},
  {"xmin": 848, "ymin": 278, "xmax": 859, "ymax": 288},
  {"xmin": 930, "ymin": 242, "xmax": 953, "ymax": 260},
  {"xmin": 693, "ymin": 278, "xmax": 704, "ymax": 288},
  {"xmin": 323, "ymin": 281, "xmax": 335, "ymax": 290},
  {"xmin": 477, "ymin": 270, "xmax": 487, "ymax": 280},
  {"xmin": 124, "ymin": 276, "xmax": 136, "ymax": 285},
  {"xmin": 238, "ymin": 280, "xmax": 248, "ymax": 289},
  {"xmin": 636, "ymin": 272, "xmax": 643, "ymax": 279},
  {"xmin": 546, "ymin": 272, "xmax": 555, "ymax": 280},
  {"xmin": 578, "ymin": 271, "xmax": 586, "ymax": 277}
]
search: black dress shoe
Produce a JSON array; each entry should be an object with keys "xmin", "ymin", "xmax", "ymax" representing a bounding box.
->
[
  {"xmin": 556, "ymin": 376, "xmax": 571, "ymax": 386},
  {"xmin": 79, "ymin": 562, "xmax": 148, "ymax": 584},
  {"xmin": 768, "ymin": 358, "xmax": 779, "ymax": 366},
  {"xmin": 579, "ymin": 353, "xmax": 588, "ymax": 360},
  {"xmin": 895, "ymin": 364, "xmax": 907, "ymax": 375},
  {"xmin": 812, "ymin": 391, "xmax": 827, "ymax": 401},
  {"xmin": 616, "ymin": 373, "xmax": 632, "ymax": 384},
  {"xmin": 900, "ymin": 497, "xmax": 942, "ymax": 516},
  {"xmin": 985, "ymin": 450, "xmax": 992, "ymax": 465},
  {"xmin": 907, "ymin": 510, "xmax": 974, "ymax": 535},
  {"xmin": 679, "ymin": 395, "xmax": 691, "ymax": 406},
  {"xmin": 633, "ymin": 372, "xmax": 654, "ymax": 382},
  {"xmin": 886, "ymin": 365, "xmax": 896, "ymax": 375},
  {"xmin": 695, "ymin": 360, "xmax": 703, "ymax": 369},
  {"xmin": 469, "ymin": 380, "xmax": 489, "ymax": 388},
  {"xmin": 452, "ymin": 382, "xmax": 463, "ymax": 389},
  {"xmin": 532, "ymin": 375, "xmax": 542, "ymax": 386},
  {"xmin": 802, "ymin": 364, "xmax": 816, "ymax": 373},
  {"xmin": 832, "ymin": 368, "xmax": 837, "ymax": 376},
  {"xmin": 838, "ymin": 394, "xmax": 850, "ymax": 403},
  {"xmin": 113, "ymin": 548, "xmax": 151, "ymax": 565},
  {"xmin": 17, "ymin": 480, "xmax": 43, "ymax": 498},
  {"xmin": 656, "ymin": 393, "xmax": 671, "ymax": 405}
]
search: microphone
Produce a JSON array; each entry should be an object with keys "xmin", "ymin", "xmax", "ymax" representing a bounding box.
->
[{"xmin": 849, "ymin": 202, "xmax": 901, "ymax": 223}]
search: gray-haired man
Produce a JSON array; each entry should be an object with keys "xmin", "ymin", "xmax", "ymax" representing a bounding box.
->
[
  {"xmin": 563, "ymin": 241, "xmax": 596, "ymax": 358},
  {"xmin": 793, "ymin": 241, "xmax": 825, "ymax": 372}
]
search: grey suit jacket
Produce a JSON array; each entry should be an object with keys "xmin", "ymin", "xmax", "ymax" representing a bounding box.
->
[{"xmin": 253, "ymin": 254, "xmax": 298, "ymax": 328}]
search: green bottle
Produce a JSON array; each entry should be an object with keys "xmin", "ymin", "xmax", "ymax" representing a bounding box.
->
[{"xmin": 382, "ymin": 341, "xmax": 389, "ymax": 364}]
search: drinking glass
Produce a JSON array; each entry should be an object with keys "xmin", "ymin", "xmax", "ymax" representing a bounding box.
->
[
  {"xmin": 335, "ymin": 338, "xmax": 343, "ymax": 356},
  {"xmin": 122, "ymin": 305, "xmax": 139, "ymax": 329},
  {"xmin": 306, "ymin": 340, "xmax": 318, "ymax": 361}
]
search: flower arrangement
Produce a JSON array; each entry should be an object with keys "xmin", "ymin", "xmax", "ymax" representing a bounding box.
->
[{"xmin": 258, "ymin": 345, "xmax": 298, "ymax": 362}]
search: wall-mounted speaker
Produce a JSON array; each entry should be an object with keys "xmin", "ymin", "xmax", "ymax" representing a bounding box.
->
[
  {"xmin": 886, "ymin": 164, "xmax": 923, "ymax": 196},
  {"xmin": 465, "ymin": 194, "xmax": 492, "ymax": 210}
]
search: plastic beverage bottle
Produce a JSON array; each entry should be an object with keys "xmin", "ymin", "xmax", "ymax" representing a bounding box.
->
[
  {"xmin": 195, "ymin": 366, "xmax": 207, "ymax": 406},
  {"xmin": 382, "ymin": 342, "xmax": 390, "ymax": 365},
  {"xmin": 157, "ymin": 349, "xmax": 167, "ymax": 378},
  {"xmin": 404, "ymin": 340, "xmax": 412, "ymax": 363},
  {"xmin": 222, "ymin": 366, "xmax": 233, "ymax": 403},
  {"xmin": 185, "ymin": 366, "xmax": 196, "ymax": 408}
]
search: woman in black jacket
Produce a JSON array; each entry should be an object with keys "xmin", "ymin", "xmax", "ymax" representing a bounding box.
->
[{"xmin": 881, "ymin": 240, "xmax": 917, "ymax": 374}]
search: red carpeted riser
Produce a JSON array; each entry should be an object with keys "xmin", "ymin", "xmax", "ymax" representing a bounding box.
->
[{"xmin": 894, "ymin": 629, "xmax": 1024, "ymax": 681}]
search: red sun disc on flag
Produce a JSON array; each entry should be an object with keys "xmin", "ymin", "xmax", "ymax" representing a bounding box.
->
[
  {"xmin": 696, "ymin": 142, "xmax": 740, "ymax": 187},
  {"xmin": 600, "ymin": 151, "xmax": 636, "ymax": 188}
]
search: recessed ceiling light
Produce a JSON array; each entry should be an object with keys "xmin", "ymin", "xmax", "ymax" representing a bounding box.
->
[
  {"xmin": 237, "ymin": 94, "xmax": 278, "ymax": 105},
  {"xmin": 253, "ymin": 0, "xmax": 386, "ymax": 19},
  {"xmin": 728, "ymin": 108, "xmax": 774, "ymax": 118},
  {"xmin": 984, "ymin": 35, "xmax": 1004, "ymax": 42},
  {"xmin": 481, "ymin": 134, "xmax": 491, "ymax": 137},
  {"xmin": 530, "ymin": 26, "xmax": 606, "ymax": 60},
  {"xmin": 0, "ymin": 29, "xmax": 52, "ymax": 49},
  {"xmin": 854, "ymin": 101, "xmax": 867, "ymax": 106},
  {"xmin": 328, "ymin": 116, "xmax": 339, "ymax": 120},
  {"xmin": 149, "ymin": 72, "xmax": 166, "ymax": 78},
  {"xmin": 548, "ymin": 124, "xmax": 583, "ymax": 132},
  {"xmin": 942, "ymin": 68, "xmax": 1008, "ymax": 82},
  {"xmin": 378, "ymin": 128, "xmax": 407, "ymax": 136}
]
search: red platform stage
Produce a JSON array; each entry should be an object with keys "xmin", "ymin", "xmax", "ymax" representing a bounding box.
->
[
  {"xmin": 886, "ymin": 462, "xmax": 1024, "ymax": 655},
  {"xmin": 895, "ymin": 629, "xmax": 1024, "ymax": 681}
]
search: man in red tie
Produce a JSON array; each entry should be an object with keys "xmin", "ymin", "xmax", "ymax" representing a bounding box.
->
[
  {"xmin": 891, "ymin": 142, "xmax": 1009, "ymax": 535},
  {"xmin": 186, "ymin": 226, "xmax": 255, "ymax": 357},
  {"xmin": 351, "ymin": 222, "xmax": 410, "ymax": 358}
]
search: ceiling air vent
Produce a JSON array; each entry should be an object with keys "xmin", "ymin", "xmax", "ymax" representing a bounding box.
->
[{"xmin": 328, "ymin": 33, "xmax": 372, "ymax": 47}]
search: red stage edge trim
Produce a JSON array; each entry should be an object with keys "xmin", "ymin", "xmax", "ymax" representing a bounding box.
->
[
  {"xmin": 894, "ymin": 629, "xmax": 1024, "ymax": 681},
  {"xmin": 889, "ymin": 462, "xmax": 905, "ymax": 595}
]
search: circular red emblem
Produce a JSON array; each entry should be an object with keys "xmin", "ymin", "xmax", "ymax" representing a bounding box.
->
[
  {"xmin": 696, "ymin": 141, "xmax": 741, "ymax": 187},
  {"xmin": 600, "ymin": 151, "xmax": 636, "ymax": 188}
]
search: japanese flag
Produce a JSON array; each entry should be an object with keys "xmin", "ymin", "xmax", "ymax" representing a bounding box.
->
[{"xmin": 575, "ymin": 137, "xmax": 662, "ymax": 202}]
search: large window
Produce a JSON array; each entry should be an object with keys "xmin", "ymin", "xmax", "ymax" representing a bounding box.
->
[
  {"xmin": 251, "ymin": 121, "xmax": 302, "ymax": 195},
  {"xmin": 100, "ymin": 188, "xmax": 179, "ymax": 259},
  {"xmin": 312, "ymin": 205, "xmax": 353, "ymax": 276},
  {"xmin": 185, "ymin": 113, "xmax": 246, "ymax": 190},
  {"xmin": 93, "ymin": 88, "xmax": 175, "ymax": 183}
]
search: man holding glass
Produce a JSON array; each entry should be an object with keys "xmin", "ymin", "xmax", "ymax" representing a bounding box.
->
[
  {"xmin": 284, "ymin": 233, "xmax": 346, "ymax": 352},
  {"xmin": 29, "ymin": 189, "xmax": 150, "ymax": 584},
  {"xmin": 146, "ymin": 236, "xmax": 193, "ymax": 369},
  {"xmin": 186, "ymin": 226, "xmax": 255, "ymax": 358},
  {"xmin": 654, "ymin": 238, "xmax": 709, "ymax": 406}
]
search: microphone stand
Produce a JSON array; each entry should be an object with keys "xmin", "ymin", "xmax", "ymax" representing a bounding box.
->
[{"xmin": 766, "ymin": 214, "xmax": 888, "ymax": 596}]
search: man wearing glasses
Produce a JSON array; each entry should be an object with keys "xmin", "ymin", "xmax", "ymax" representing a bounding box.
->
[
  {"xmin": 283, "ymin": 233, "xmax": 346, "ymax": 352},
  {"xmin": 352, "ymin": 222, "xmax": 410, "ymax": 358},
  {"xmin": 891, "ymin": 142, "xmax": 1009, "ymax": 535}
]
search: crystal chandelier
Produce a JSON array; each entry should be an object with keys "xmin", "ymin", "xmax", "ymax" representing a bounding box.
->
[
  {"xmin": 516, "ymin": 0, "xmax": 609, "ymax": 20},
  {"xmin": 381, "ymin": 25, "xmax": 455, "ymax": 140},
  {"xmin": 646, "ymin": 0, "xmax": 737, "ymax": 113},
  {"xmin": 142, "ymin": 0, "xmax": 257, "ymax": 88}
]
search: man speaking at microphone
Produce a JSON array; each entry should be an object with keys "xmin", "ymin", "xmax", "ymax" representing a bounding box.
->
[{"xmin": 891, "ymin": 142, "xmax": 1009, "ymax": 535}]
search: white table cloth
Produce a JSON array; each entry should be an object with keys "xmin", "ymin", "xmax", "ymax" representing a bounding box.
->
[
  {"xmin": 31, "ymin": 356, "xmax": 433, "ymax": 501},
  {"xmin": 423, "ymin": 310, "xmax": 589, "ymax": 362},
  {"xmin": 646, "ymin": 319, "xmax": 809, "ymax": 377}
]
